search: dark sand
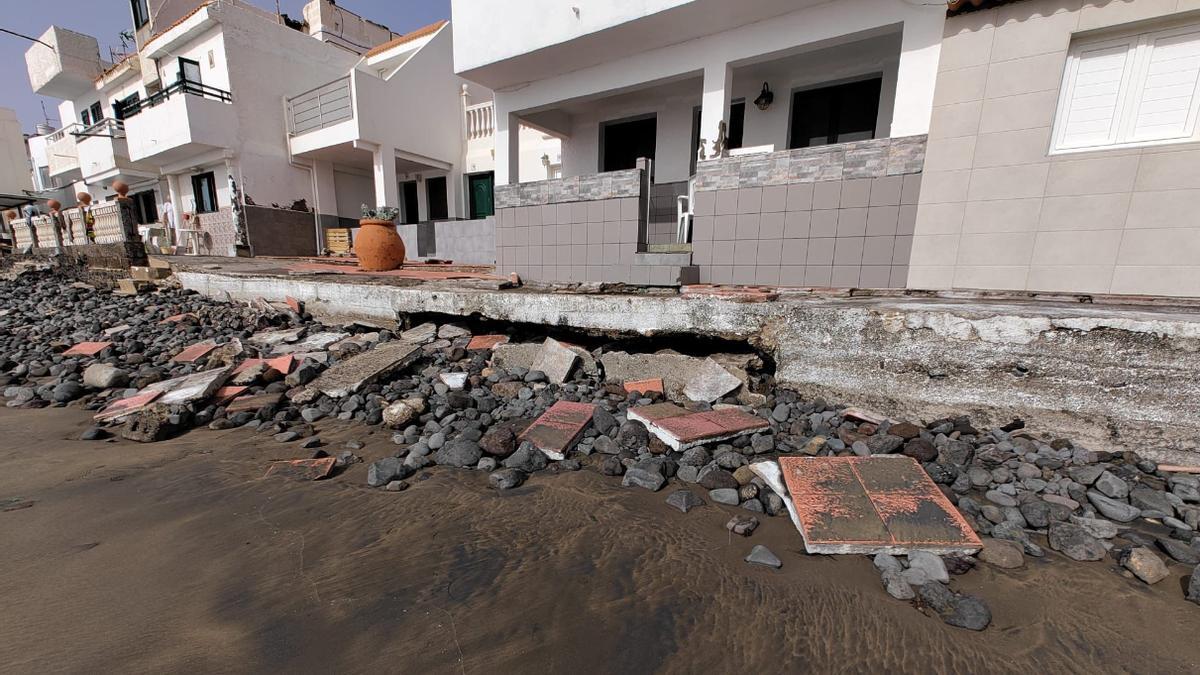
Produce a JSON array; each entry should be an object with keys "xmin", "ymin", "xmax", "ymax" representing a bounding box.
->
[{"xmin": 1, "ymin": 406, "xmax": 1197, "ymax": 674}]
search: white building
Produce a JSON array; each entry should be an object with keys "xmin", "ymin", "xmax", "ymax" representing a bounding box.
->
[{"xmin": 0, "ymin": 108, "xmax": 35, "ymax": 196}]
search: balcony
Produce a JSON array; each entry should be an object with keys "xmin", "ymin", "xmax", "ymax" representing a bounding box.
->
[
  {"xmin": 45, "ymin": 123, "xmax": 83, "ymax": 180},
  {"xmin": 24, "ymin": 26, "xmax": 104, "ymax": 98},
  {"xmin": 74, "ymin": 119, "xmax": 158, "ymax": 183},
  {"xmin": 285, "ymin": 75, "xmax": 358, "ymax": 157},
  {"xmin": 464, "ymin": 100, "xmax": 495, "ymax": 174},
  {"xmin": 124, "ymin": 80, "xmax": 236, "ymax": 164}
]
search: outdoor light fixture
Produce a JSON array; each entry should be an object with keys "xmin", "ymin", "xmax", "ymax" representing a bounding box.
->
[{"xmin": 754, "ymin": 82, "xmax": 774, "ymax": 110}]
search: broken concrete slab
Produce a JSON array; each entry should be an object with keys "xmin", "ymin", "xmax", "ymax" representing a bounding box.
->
[
  {"xmin": 101, "ymin": 324, "xmax": 130, "ymax": 337},
  {"xmin": 93, "ymin": 390, "xmax": 163, "ymax": 422},
  {"xmin": 143, "ymin": 366, "xmax": 233, "ymax": 407},
  {"xmin": 467, "ymin": 334, "xmax": 509, "ymax": 351},
  {"xmin": 776, "ymin": 456, "xmax": 981, "ymax": 555},
  {"xmin": 273, "ymin": 331, "xmax": 349, "ymax": 355},
  {"xmin": 400, "ymin": 322, "xmax": 437, "ymax": 344},
  {"xmin": 683, "ymin": 357, "xmax": 743, "ymax": 403},
  {"xmin": 63, "ymin": 341, "xmax": 113, "ymax": 357},
  {"xmin": 265, "ymin": 457, "xmax": 336, "ymax": 481},
  {"xmin": 205, "ymin": 338, "xmax": 244, "ymax": 367},
  {"xmin": 530, "ymin": 337, "xmax": 579, "ymax": 384},
  {"xmin": 628, "ymin": 403, "xmax": 769, "ymax": 451},
  {"xmin": 232, "ymin": 355, "xmax": 294, "ymax": 377},
  {"xmin": 519, "ymin": 400, "xmax": 594, "ymax": 460},
  {"xmin": 439, "ymin": 372, "xmax": 468, "ymax": 390},
  {"xmin": 158, "ymin": 312, "xmax": 198, "ymax": 324},
  {"xmin": 494, "ymin": 341, "xmax": 598, "ymax": 377},
  {"xmin": 171, "ymin": 340, "xmax": 218, "ymax": 363},
  {"xmin": 247, "ymin": 327, "xmax": 306, "ymax": 348},
  {"xmin": 624, "ymin": 378, "xmax": 665, "ymax": 395},
  {"xmin": 226, "ymin": 392, "xmax": 284, "ymax": 414},
  {"xmin": 308, "ymin": 341, "xmax": 423, "ymax": 399}
]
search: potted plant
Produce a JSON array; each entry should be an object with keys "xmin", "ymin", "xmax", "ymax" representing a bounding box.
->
[{"xmin": 355, "ymin": 204, "xmax": 405, "ymax": 271}]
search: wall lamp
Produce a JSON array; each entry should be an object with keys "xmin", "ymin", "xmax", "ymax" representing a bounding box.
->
[{"xmin": 754, "ymin": 82, "xmax": 774, "ymax": 110}]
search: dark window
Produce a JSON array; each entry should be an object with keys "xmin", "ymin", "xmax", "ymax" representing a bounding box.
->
[
  {"xmin": 80, "ymin": 108, "xmax": 90, "ymax": 127},
  {"xmin": 690, "ymin": 106, "xmax": 701, "ymax": 176},
  {"xmin": 601, "ymin": 115, "xmax": 656, "ymax": 173},
  {"xmin": 426, "ymin": 176, "xmax": 448, "ymax": 221},
  {"xmin": 178, "ymin": 57, "xmax": 202, "ymax": 86},
  {"xmin": 131, "ymin": 0, "xmax": 150, "ymax": 29},
  {"xmin": 401, "ymin": 181, "xmax": 419, "ymax": 224},
  {"xmin": 788, "ymin": 77, "xmax": 882, "ymax": 149},
  {"xmin": 113, "ymin": 92, "xmax": 140, "ymax": 121},
  {"xmin": 132, "ymin": 190, "xmax": 158, "ymax": 224},
  {"xmin": 467, "ymin": 172, "xmax": 494, "ymax": 219},
  {"xmin": 728, "ymin": 100, "xmax": 745, "ymax": 150},
  {"xmin": 89, "ymin": 102, "xmax": 103, "ymax": 125},
  {"xmin": 191, "ymin": 171, "xmax": 217, "ymax": 213}
]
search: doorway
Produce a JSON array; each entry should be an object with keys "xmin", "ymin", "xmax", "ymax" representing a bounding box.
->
[
  {"xmin": 600, "ymin": 114, "xmax": 656, "ymax": 172},
  {"xmin": 190, "ymin": 171, "xmax": 217, "ymax": 213},
  {"xmin": 400, "ymin": 181, "xmax": 419, "ymax": 224},
  {"xmin": 426, "ymin": 176, "xmax": 448, "ymax": 221},
  {"xmin": 132, "ymin": 190, "xmax": 158, "ymax": 224},
  {"xmin": 788, "ymin": 77, "xmax": 882, "ymax": 149},
  {"xmin": 467, "ymin": 172, "xmax": 494, "ymax": 219}
]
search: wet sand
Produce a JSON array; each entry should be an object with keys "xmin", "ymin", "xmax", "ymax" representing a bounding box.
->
[{"xmin": 0, "ymin": 406, "xmax": 1197, "ymax": 674}]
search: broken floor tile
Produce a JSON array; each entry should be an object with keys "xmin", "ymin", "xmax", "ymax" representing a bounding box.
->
[
  {"xmin": 777, "ymin": 456, "xmax": 981, "ymax": 555},
  {"xmin": 629, "ymin": 404, "xmax": 768, "ymax": 451},
  {"xmin": 226, "ymin": 392, "xmax": 284, "ymax": 414},
  {"xmin": 530, "ymin": 337, "xmax": 579, "ymax": 384},
  {"xmin": 309, "ymin": 341, "xmax": 423, "ymax": 399},
  {"xmin": 93, "ymin": 390, "xmax": 163, "ymax": 422},
  {"xmin": 102, "ymin": 324, "xmax": 130, "ymax": 337},
  {"xmin": 247, "ymin": 327, "xmax": 306, "ymax": 348},
  {"xmin": 210, "ymin": 385, "xmax": 249, "ymax": 406},
  {"xmin": 466, "ymin": 334, "xmax": 509, "ymax": 351},
  {"xmin": 439, "ymin": 372, "xmax": 468, "ymax": 390},
  {"xmin": 682, "ymin": 357, "xmax": 743, "ymax": 403},
  {"xmin": 159, "ymin": 312, "xmax": 199, "ymax": 324},
  {"xmin": 63, "ymin": 341, "xmax": 113, "ymax": 357},
  {"xmin": 841, "ymin": 407, "xmax": 889, "ymax": 426},
  {"xmin": 624, "ymin": 378, "xmax": 664, "ymax": 395},
  {"xmin": 232, "ymin": 355, "xmax": 294, "ymax": 377},
  {"xmin": 400, "ymin": 322, "xmax": 437, "ymax": 344},
  {"xmin": 265, "ymin": 457, "xmax": 336, "ymax": 481},
  {"xmin": 519, "ymin": 400, "xmax": 594, "ymax": 460},
  {"xmin": 143, "ymin": 366, "xmax": 233, "ymax": 407},
  {"xmin": 273, "ymin": 331, "xmax": 349, "ymax": 355},
  {"xmin": 171, "ymin": 340, "xmax": 218, "ymax": 363},
  {"xmin": 285, "ymin": 296, "xmax": 303, "ymax": 313}
]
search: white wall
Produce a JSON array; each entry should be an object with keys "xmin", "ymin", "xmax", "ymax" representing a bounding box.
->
[
  {"xmin": 333, "ymin": 168, "xmax": 373, "ymax": 219},
  {"xmin": 303, "ymin": 0, "xmax": 394, "ymax": 54},
  {"xmin": 0, "ymin": 109, "xmax": 33, "ymax": 193}
]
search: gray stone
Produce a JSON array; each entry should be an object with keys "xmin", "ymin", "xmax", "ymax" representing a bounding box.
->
[
  {"xmin": 918, "ymin": 582, "xmax": 991, "ymax": 631},
  {"xmin": 665, "ymin": 489, "xmax": 704, "ymax": 513},
  {"xmin": 991, "ymin": 521, "xmax": 1044, "ymax": 557},
  {"xmin": 906, "ymin": 551, "xmax": 949, "ymax": 584},
  {"xmin": 709, "ymin": 488, "xmax": 740, "ymax": 505},
  {"xmin": 435, "ymin": 440, "xmax": 483, "ymax": 468},
  {"xmin": 1188, "ymin": 564, "xmax": 1200, "ymax": 605},
  {"xmin": 985, "ymin": 490, "xmax": 1017, "ymax": 507},
  {"xmin": 1069, "ymin": 515, "xmax": 1120, "ymax": 539},
  {"xmin": 1087, "ymin": 490, "xmax": 1141, "ymax": 522},
  {"xmin": 82, "ymin": 363, "xmax": 128, "ymax": 389},
  {"xmin": 977, "ymin": 538, "xmax": 1024, "ymax": 569},
  {"xmin": 623, "ymin": 467, "xmax": 666, "ymax": 491},
  {"xmin": 1094, "ymin": 470, "xmax": 1129, "ymax": 499},
  {"xmin": 1156, "ymin": 537, "xmax": 1200, "ymax": 565},
  {"xmin": 744, "ymin": 544, "xmax": 782, "ymax": 569},
  {"xmin": 1047, "ymin": 521, "xmax": 1106, "ymax": 561},
  {"xmin": 488, "ymin": 468, "xmax": 525, "ymax": 490},
  {"xmin": 873, "ymin": 553, "xmax": 903, "ymax": 575},
  {"xmin": 1067, "ymin": 465, "xmax": 1105, "ymax": 486},
  {"xmin": 502, "ymin": 442, "xmax": 549, "ymax": 473},
  {"xmin": 368, "ymin": 457, "xmax": 409, "ymax": 487},
  {"xmin": 1122, "ymin": 547, "xmax": 1169, "ymax": 584},
  {"xmin": 1130, "ymin": 487, "xmax": 1175, "ymax": 518},
  {"xmin": 529, "ymin": 337, "xmax": 578, "ymax": 383},
  {"xmin": 682, "ymin": 357, "xmax": 742, "ymax": 403}
]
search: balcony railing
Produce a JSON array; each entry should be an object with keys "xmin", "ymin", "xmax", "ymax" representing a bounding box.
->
[
  {"xmin": 123, "ymin": 79, "xmax": 233, "ymax": 119},
  {"xmin": 465, "ymin": 100, "xmax": 494, "ymax": 140},
  {"xmin": 73, "ymin": 118, "xmax": 126, "ymax": 139},
  {"xmin": 45, "ymin": 122, "xmax": 83, "ymax": 143},
  {"xmin": 287, "ymin": 75, "xmax": 353, "ymax": 135}
]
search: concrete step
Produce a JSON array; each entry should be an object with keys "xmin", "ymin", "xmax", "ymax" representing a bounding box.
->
[
  {"xmin": 634, "ymin": 251, "xmax": 692, "ymax": 267},
  {"xmin": 646, "ymin": 243, "xmax": 692, "ymax": 254}
]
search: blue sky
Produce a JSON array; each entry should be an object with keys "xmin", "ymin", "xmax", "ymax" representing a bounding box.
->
[{"xmin": 0, "ymin": 0, "xmax": 450, "ymax": 132}]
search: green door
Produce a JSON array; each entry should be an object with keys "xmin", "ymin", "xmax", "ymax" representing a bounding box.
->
[{"xmin": 469, "ymin": 172, "xmax": 494, "ymax": 219}]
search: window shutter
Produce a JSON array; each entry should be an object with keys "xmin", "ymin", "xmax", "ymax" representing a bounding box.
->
[
  {"xmin": 1058, "ymin": 41, "xmax": 1135, "ymax": 149},
  {"xmin": 1129, "ymin": 29, "xmax": 1200, "ymax": 142}
]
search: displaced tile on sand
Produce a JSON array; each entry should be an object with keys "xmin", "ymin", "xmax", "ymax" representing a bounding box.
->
[
  {"xmin": 682, "ymin": 357, "xmax": 743, "ymax": 403},
  {"xmin": 211, "ymin": 385, "xmax": 248, "ymax": 406},
  {"xmin": 247, "ymin": 327, "xmax": 306, "ymax": 347},
  {"xmin": 466, "ymin": 334, "xmax": 509, "ymax": 351},
  {"xmin": 519, "ymin": 400, "xmax": 594, "ymax": 460},
  {"xmin": 93, "ymin": 390, "xmax": 163, "ymax": 422},
  {"xmin": 309, "ymin": 341, "xmax": 423, "ymax": 399},
  {"xmin": 629, "ymin": 404, "xmax": 768, "ymax": 451},
  {"xmin": 777, "ymin": 456, "xmax": 981, "ymax": 555},
  {"xmin": 63, "ymin": 341, "xmax": 113, "ymax": 357},
  {"xmin": 226, "ymin": 392, "xmax": 284, "ymax": 414},
  {"xmin": 143, "ymin": 366, "xmax": 232, "ymax": 406},
  {"xmin": 232, "ymin": 355, "xmax": 294, "ymax": 376},
  {"xmin": 530, "ymin": 337, "xmax": 579, "ymax": 384},
  {"xmin": 171, "ymin": 340, "xmax": 218, "ymax": 363},
  {"xmin": 159, "ymin": 312, "xmax": 199, "ymax": 324},
  {"xmin": 623, "ymin": 378, "xmax": 664, "ymax": 395},
  {"xmin": 400, "ymin": 322, "xmax": 437, "ymax": 344},
  {"xmin": 265, "ymin": 457, "xmax": 336, "ymax": 481}
]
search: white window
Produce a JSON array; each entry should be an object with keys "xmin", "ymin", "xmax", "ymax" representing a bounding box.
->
[{"xmin": 1053, "ymin": 22, "xmax": 1200, "ymax": 152}]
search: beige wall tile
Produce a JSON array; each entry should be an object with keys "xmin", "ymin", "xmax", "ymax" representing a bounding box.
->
[
  {"xmin": 991, "ymin": 3, "xmax": 1080, "ymax": 62},
  {"xmin": 921, "ymin": 170, "xmax": 972, "ymax": 203},
  {"xmin": 1135, "ymin": 149, "xmax": 1200, "ymax": 191},
  {"xmin": 1026, "ymin": 264, "xmax": 1114, "ymax": 293},
  {"xmin": 1038, "ymin": 193, "xmax": 1130, "ymax": 231},
  {"xmin": 957, "ymin": 231, "xmax": 1036, "ymax": 265},
  {"xmin": 1111, "ymin": 265, "xmax": 1200, "ymax": 296},
  {"xmin": 913, "ymin": 201, "xmax": 966, "ymax": 235},
  {"xmin": 1125, "ymin": 189, "xmax": 1200, "ymax": 229},
  {"xmin": 984, "ymin": 51, "xmax": 1068, "ymax": 99},
  {"xmin": 1118, "ymin": 227, "xmax": 1200, "ymax": 265},
  {"xmin": 929, "ymin": 101, "xmax": 983, "ymax": 139},
  {"xmin": 967, "ymin": 164, "xmax": 1050, "ymax": 200},
  {"xmin": 954, "ymin": 265, "xmax": 1031, "ymax": 290},
  {"xmin": 1045, "ymin": 154, "xmax": 1139, "ymax": 196},
  {"xmin": 907, "ymin": 265, "xmax": 956, "ymax": 289},
  {"xmin": 1077, "ymin": 0, "xmax": 1180, "ymax": 31},
  {"xmin": 963, "ymin": 198, "xmax": 1043, "ymax": 233},
  {"xmin": 973, "ymin": 127, "xmax": 1052, "ymax": 168},
  {"xmin": 910, "ymin": 233, "xmax": 961, "ymax": 266},
  {"xmin": 924, "ymin": 136, "xmax": 977, "ymax": 172},
  {"xmin": 1031, "ymin": 228, "xmax": 1123, "ymax": 265},
  {"xmin": 940, "ymin": 13, "xmax": 997, "ymax": 72},
  {"xmin": 979, "ymin": 90, "xmax": 1059, "ymax": 133},
  {"xmin": 933, "ymin": 65, "xmax": 990, "ymax": 106}
]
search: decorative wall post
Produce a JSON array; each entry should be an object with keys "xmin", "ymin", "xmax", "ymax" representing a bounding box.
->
[
  {"xmin": 228, "ymin": 173, "xmax": 251, "ymax": 257},
  {"xmin": 47, "ymin": 199, "xmax": 65, "ymax": 252},
  {"xmin": 112, "ymin": 181, "xmax": 141, "ymax": 243}
]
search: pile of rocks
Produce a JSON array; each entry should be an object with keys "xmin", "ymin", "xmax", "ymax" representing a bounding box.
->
[{"xmin": 3, "ymin": 271, "xmax": 1200, "ymax": 629}]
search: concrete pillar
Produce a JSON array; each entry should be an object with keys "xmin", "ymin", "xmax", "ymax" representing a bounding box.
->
[
  {"xmin": 495, "ymin": 108, "xmax": 521, "ymax": 186},
  {"xmin": 416, "ymin": 175, "xmax": 429, "ymax": 222},
  {"xmin": 166, "ymin": 173, "xmax": 183, "ymax": 245},
  {"xmin": 312, "ymin": 160, "xmax": 339, "ymax": 221},
  {"xmin": 891, "ymin": 11, "xmax": 944, "ymax": 137},
  {"xmin": 372, "ymin": 144, "xmax": 398, "ymax": 208},
  {"xmin": 699, "ymin": 62, "xmax": 732, "ymax": 159}
]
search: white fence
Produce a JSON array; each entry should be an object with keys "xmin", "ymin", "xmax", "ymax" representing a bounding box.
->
[
  {"xmin": 287, "ymin": 75, "xmax": 354, "ymax": 135},
  {"xmin": 8, "ymin": 202, "xmax": 131, "ymax": 250}
]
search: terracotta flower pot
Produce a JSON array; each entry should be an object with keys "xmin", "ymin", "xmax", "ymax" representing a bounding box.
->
[
  {"xmin": 77, "ymin": 192, "xmax": 92, "ymax": 206},
  {"xmin": 112, "ymin": 181, "xmax": 130, "ymax": 200},
  {"xmin": 355, "ymin": 218, "xmax": 406, "ymax": 271},
  {"xmin": 47, "ymin": 199, "xmax": 61, "ymax": 213}
]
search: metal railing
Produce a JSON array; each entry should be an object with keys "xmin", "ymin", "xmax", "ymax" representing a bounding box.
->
[
  {"xmin": 122, "ymin": 79, "xmax": 233, "ymax": 119},
  {"xmin": 465, "ymin": 100, "xmax": 494, "ymax": 140},
  {"xmin": 45, "ymin": 123, "xmax": 83, "ymax": 143},
  {"xmin": 73, "ymin": 118, "xmax": 126, "ymax": 139},
  {"xmin": 287, "ymin": 75, "xmax": 353, "ymax": 135}
]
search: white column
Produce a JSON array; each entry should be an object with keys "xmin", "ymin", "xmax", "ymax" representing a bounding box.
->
[
  {"xmin": 494, "ymin": 107, "xmax": 521, "ymax": 186},
  {"xmin": 416, "ymin": 175, "xmax": 429, "ymax": 222},
  {"xmin": 699, "ymin": 62, "xmax": 732, "ymax": 158},
  {"xmin": 312, "ymin": 160, "xmax": 339, "ymax": 220},
  {"xmin": 372, "ymin": 144, "xmax": 398, "ymax": 208},
  {"xmin": 166, "ymin": 173, "xmax": 183, "ymax": 244},
  {"xmin": 891, "ymin": 11, "xmax": 944, "ymax": 137}
]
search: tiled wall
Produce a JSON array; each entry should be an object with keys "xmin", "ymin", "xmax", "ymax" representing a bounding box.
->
[
  {"xmin": 429, "ymin": 217, "xmax": 495, "ymax": 265},
  {"xmin": 648, "ymin": 181, "xmax": 687, "ymax": 245},
  {"xmin": 690, "ymin": 136, "xmax": 925, "ymax": 286},
  {"xmin": 495, "ymin": 196, "xmax": 644, "ymax": 283},
  {"xmin": 912, "ymin": 0, "xmax": 1200, "ymax": 297}
]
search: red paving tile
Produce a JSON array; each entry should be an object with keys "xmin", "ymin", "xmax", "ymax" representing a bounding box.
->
[
  {"xmin": 285, "ymin": 296, "xmax": 302, "ymax": 313},
  {"xmin": 211, "ymin": 385, "xmax": 248, "ymax": 406},
  {"xmin": 778, "ymin": 456, "xmax": 981, "ymax": 555},
  {"xmin": 93, "ymin": 390, "xmax": 162, "ymax": 421},
  {"xmin": 628, "ymin": 405, "xmax": 768, "ymax": 450},
  {"xmin": 466, "ymin": 334, "xmax": 509, "ymax": 351},
  {"xmin": 286, "ymin": 261, "xmax": 505, "ymax": 281},
  {"xmin": 171, "ymin": 340, "xmax": 218, "ymax": 363},
  {"xmin": 264, "ymin": 457, "xmax": 336, "ymax": 480},
  {"xmin": 232, "ymin": 355, "xmax": 294, "ymax": 376},
  {"xmin": 626, "ymin": 402, "xmax": 692, "ymax": 426},
  {"xmin": 519, "ymin": 400, "xmax": 594, "ymax": 460},
  {"xmin": 623, "ymin": 378, "xmax": 664, "ymax": 395},
  {"xmin": 63, "ymin": 341, "xmax": 113, "ymax": 357}
]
